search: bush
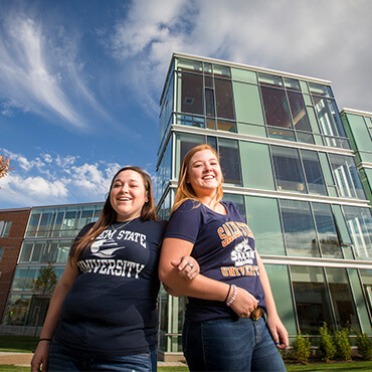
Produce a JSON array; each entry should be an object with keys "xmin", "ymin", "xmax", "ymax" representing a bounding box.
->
[
  {"xmin": 334, "ymin": 328, "xmax": 351, "ymax": 361},
  {"xmin": 292, "ymin": 333, "xmax": 311, "ymax": 364},
  {"xmin": 356, "ymin": 332, "xmax": 372, "ymax": 361},
  {"xmin": 318, "ymin": 323, "xmax": 336, "ymax": 362}
]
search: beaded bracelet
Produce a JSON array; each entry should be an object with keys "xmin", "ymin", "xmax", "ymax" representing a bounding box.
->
[
  {"xmin": 224, "ymin": 284, "xmax": 232, "ymax": 303},
  {"xmin": 226, "ymin": 284, "xmax": 237, "ymax": 307},
  {"xmin": 38, "ymin": 338, "xmax": 52, "ymax": 342}
]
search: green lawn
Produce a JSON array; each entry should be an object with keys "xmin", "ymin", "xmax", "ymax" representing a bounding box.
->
[
  {"xmin": 1, "ymin": 362, "xmax": 372, "ymax": 372},
  {"xmin": 0, "ymin": 335, "xmax": 37, "ymax": 353}
]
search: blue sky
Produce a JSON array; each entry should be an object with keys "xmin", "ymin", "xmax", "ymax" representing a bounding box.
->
[{"xmin": 0, "ymin": 0, "xmax": 371, "ymax": 209}]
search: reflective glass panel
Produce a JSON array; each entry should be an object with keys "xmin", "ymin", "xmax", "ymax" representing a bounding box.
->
[
  {"xmin": 218, "ymin": 138, "xmax": 241, "ymax": 184},
  {"xmin": 312, "ymin": 203, "xmax": 341, "ymax": 258},
  {"xmin": 291, "ymin": 265, "xmax": 333, "ymax": 334},
  {"xmin": 180, "ymin": 71, "xmax": 204, "ymax": 115},
  {"xmin": 260, "ymin": 86, "xmax": 292, "ymax": 128},
  {"xmin": 301, "ymin": 150, "xmax": 327, "ymax": 195},
  {"xmin": 272, "ymin": 146, "xmax": 307, "ymax": 193},
  {"xmin": 287, "ymin": 91, "xmax": 312, "ymax": 132},
  {"xmin": 214, "ymin": 78, "xmax": 235, "ymax": 120},
  {"xmin": 329, "ymin": 154, "xmax": 365, "ymax": 199},
  {"xmin": 280, "ymin": 199, "xmax": 320, "ymax": 257},
  {"xmin": 343, "ymin": 206, "xmax": 372, "ymax": 259},
  {"xmin": 326, "ymin": 267, "xmax": 359, "ymax": 330},
  {"xmin": 246, "ymin": 196, "xmax": 285, "ymax": 255}
]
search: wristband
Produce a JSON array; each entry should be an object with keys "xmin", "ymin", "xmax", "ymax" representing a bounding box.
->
[
  {"xmin": 38, "ymin": 338, "xmax": 52, "ymax": 342},
  {"xmin": 226, "ymin": 284, "xmax": 237, "ymax": 307},
  {"xmin": 224, "ymin": 284, "xmax": 232, "ymax": 303}
]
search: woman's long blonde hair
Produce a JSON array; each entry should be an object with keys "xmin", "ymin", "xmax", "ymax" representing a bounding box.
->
[
  {"xmin": 70, "ymin": 166, "xmax": 157, "ymax": 260},
  {"xmin": 172, "ymin": 144, "xmax": 224, "ymax": 214}
]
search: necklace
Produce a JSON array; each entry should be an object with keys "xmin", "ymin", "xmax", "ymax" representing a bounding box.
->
[{"xmin": 110, "ymin": 219, "xmax": 133, "ymax": 233}]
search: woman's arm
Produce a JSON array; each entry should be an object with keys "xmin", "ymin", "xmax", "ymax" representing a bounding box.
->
[
  {"xmin": 31, "ymin": 260, "xmax": 79, "ymax": 372},
  {"xmin": 257, "ymin": 253, "xmax": 289, "ymax": 349},
  {"xmin": 159, "ymin": 237, "xmax": 258, "ymax": 315}
]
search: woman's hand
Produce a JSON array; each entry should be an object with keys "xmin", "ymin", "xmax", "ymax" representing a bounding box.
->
[
  {"xmin": 30, "ymin": 341, "xmax": 50, "ymax": 372},
  {"xmin": 228, "ymin": 286, "xmax": 259, "ymax": 318},
  {"xmin": 266, "ymin": 313, "xmax": 289, "ymax": 349},
  {"xmin": 171, "ymin": 256, "xmax": 200, "ymax": 280}
]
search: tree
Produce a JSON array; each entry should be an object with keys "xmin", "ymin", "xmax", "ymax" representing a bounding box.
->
[
  {"xmin": 0, "ymin": 154, "xmax": 12, "ymax": 179},
  {"xmin": 33, "ymin": 263, "xmax": 58, "ymax": 296}
]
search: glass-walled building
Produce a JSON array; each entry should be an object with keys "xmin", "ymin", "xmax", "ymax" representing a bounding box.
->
[
  {"xmin": 1, "ymin": 203, "xmax": 102, "ymax": 333},
  {"xmin": 156, "ymin": 53, "xmax": 372, "ymax": 359},
  {"xmin": 1, "ymin": 52, "xmax": 371, "ymax": 362},
  {"xmin": 341, "ymin": 108, "xmax": 372, "ymax": 204}
]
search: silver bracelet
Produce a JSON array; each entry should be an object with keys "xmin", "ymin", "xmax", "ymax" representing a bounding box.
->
[{"xmin": 226, "ymin": 284, "xmax": 237, "ymax": 307}]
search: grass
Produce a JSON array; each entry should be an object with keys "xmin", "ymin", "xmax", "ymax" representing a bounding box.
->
[
  {"xmin": 0, "ymin": 336, "xmax": 37, "ymax": 353},
  {"xmin": 1, "ymin": 362, "xmax": 372, "ymax": 372}
]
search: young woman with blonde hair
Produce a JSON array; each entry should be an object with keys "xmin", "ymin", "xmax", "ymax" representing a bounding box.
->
[{"xmin": 159, "ymin": 145, "xmax": 288, "ymax": 371}]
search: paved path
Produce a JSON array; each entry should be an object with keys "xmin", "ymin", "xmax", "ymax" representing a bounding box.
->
[{"xmin": 0, "ymin": 352, "xmax": 187, "ymax": 368}]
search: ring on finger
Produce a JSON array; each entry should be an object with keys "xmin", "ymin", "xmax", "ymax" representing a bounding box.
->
[{"xmin": 187, "ymin": 262, "xmax": 194, "ymax": 269}]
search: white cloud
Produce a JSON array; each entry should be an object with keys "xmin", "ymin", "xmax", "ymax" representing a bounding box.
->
[
  {"xmin": 110, "ymin": 0, "xmax": 372, "ymax": 113},
  {"xmin": 0, "ymin": 149, "xmax": 121, "ymax": 208},
  {"xmin": 0, "ymin": 8, "xmax": 113, "ymax": 130}
]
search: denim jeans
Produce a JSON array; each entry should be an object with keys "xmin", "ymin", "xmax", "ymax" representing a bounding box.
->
[
  {"xmin": 183, "ymin": 317, "xmax": 286, "ymax": 372},
  {"xmin": 48, "ymin": 340, "xmax": 155, "ymax": 371}
]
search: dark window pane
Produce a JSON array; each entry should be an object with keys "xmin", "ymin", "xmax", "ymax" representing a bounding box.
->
[
  {"xmin": 205, "ymin": 88, "xmax": 215, "ymax": 117},
  {"xmin": 272, "ymin": 146, "xmax": 306, "ymax": 192},
  {"xmin": 326, "ymin": 268, "xmax": 360, "ymax": 330},
  {"xmin": 313, "ymin": 203, "xmax": 341, "ymax": 258},
  {"xmin": 218, "ymin": 139, "xmax": 241, "ymax": 184},
  {"xmin": 260, "ymin": 86, "xmax": 291, "ymax": 128},
  {"xmin": 287, "ymin": 91, "xmax": 312, "ymax": 132},
  {"xmin": 214, "ymin": 78, "xmax": 235, "ymax": 119},
  {"xmin": 181, "ymin": 72, "xmax": 203, "ymax": 115},
  {"xmin": 301, "ymin": 150, "xmax": 327, "ymax": 195},
  {"xmin": 291, "ymin": 266, "xmax": 333, "ymax": 334},
  {"xmin": 280, "ymin": 200, "xmax": 319, "ymax": 257}
]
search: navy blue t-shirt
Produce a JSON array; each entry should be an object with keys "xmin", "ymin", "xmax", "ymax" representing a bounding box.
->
[
  {"xmin": 53, "ymin": 218, "xmax": 165, "ymax": 356},
  {"xmin": 164, "ymin": 199, "xmax": 266, "ymax": 322}
]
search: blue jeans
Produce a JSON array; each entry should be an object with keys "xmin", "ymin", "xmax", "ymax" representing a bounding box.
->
[
  {"xmin": 48, "ymin": 340, "xmax": 156, "ymax": 371},
  {"xmin": 183, "ymin": 317, "xmax": 286, "ymax": 371}
]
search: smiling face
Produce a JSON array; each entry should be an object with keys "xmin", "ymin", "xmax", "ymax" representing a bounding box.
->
[
  {"xmin": 109, "ymin": 169, "xmax": 148, "ymax": 221},
  {"xmin": 187, "ymin": 149, "xmax": 223, "ymax": 197}
]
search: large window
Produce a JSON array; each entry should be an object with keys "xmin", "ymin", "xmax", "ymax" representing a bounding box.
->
[
  {"xmin": 272, "ymin": 146, "xmax": 327, "ymax": 195},
  {"xmin": 272, "ymin": 146, "xmax": 307, "ymax": 193},
  {"xmin": 258, "ymin": 73, "xmax": 314, "ymax": 144},
  {"xmin": 0, "ymin": 220, "xmax": 12, "ymax": 238},
  {"xmin": 313, "ymin": 203, "xmax": 341, "ymax": 258},
  {"xmin": 329, "ymin": 154, "xmax": 366, "ymax": 199},
  {"xmin": 19, "ymin": 240, "xmax": 71, "ymax": 264},
  {"xmin": 344, "ymin": 206, "xmax": 372, "ymax": 259},
  {"xmin": 291, "ymin": 265, "xmax": 333, "ymax": 334},
  {"xmin": 26, "ymin": 205, "xmax": 102, "ymax": 238},
  {"xmin": 310, "ymin": 83, "xmax": 349, "ymax": 149},
  {"xmin": 279, "ymin": 200, "xmax": 342, "ymax": 258},
  {"xmin": 291, "ymin": 266, "xmax": 359, "ymax": 334},
  {"xmin": 175, "ymin": 63, "xmax": 236, "ymax": 133},
  {"xmin": 280, "ymin": 200, "xmax": 319, "ymax": 257}
]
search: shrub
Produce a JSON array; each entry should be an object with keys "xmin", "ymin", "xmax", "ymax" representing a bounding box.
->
[
  {"xmin": 292, "ymin": 333, "xmax": 311, "ymax": 364},
  {"xmin": 334, "ymin": 328, "xmax": 351, "ymax": 361},
  {"xmin": 356, "ymin": 332, "xmax": 372, "ymax": 361},
  {"xmin": 318, "ymin": 323, "xmax": 336, "ymax": 362}
]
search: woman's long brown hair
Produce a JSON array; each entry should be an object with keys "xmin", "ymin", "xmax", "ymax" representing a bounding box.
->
[
  {"xmin": 70, "ymin": 166, "xmax": 157, "ymax": 261},
  {"xmin": 172, "ymin": 144, "xmax": 224, "ymax": 214}
]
